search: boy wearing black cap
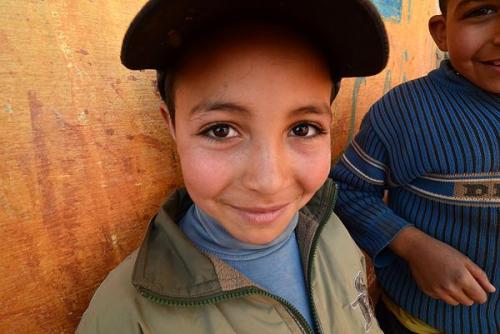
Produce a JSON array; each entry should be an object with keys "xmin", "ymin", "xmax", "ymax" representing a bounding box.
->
[
  {"xmin": 331, "ymin": 0, "xmax": 499, "ymax": 333},
  {"xmin": 77, "ymin": 1, "xmax": 388, "ymax": 333}
]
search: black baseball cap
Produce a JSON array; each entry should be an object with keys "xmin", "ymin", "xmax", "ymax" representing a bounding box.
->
[{"xmin": 121, "ymin": 0, "xmax": 389, "ymax": 78}]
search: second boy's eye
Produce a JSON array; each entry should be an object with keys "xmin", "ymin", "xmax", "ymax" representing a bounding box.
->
[
  {"xmin": 290, "ymin": 123, "xmax": 323, "ymax": 138},
  {"xmin": 465, "ymin": 6, "xmax": 496, "ymax": 18},
  {"xmin": 202, "ymin": 124, "xmax": 239, "ymax": 140}
]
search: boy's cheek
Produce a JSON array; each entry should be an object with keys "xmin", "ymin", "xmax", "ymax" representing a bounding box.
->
[
  {"xmin": 178, "ymin": 140, "xmax": 331, "ymax": 199},
  {"xmin": 292, "ymin": 147, "xmax": 332, "ymax": 189},
  {"xmin": 179, "ymin": 151, "xmax": 236, "ymax": 186}
]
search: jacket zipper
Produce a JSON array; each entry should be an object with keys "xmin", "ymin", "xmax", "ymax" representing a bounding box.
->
[
  {"xmin": 306, "ymin": 182, "xmax": 338, "ymax": 334},
  {"xmin": 139, "ymin": 286, "xmax": 313, "ymax": 333},
  {"xmin": 139, "ymin": 181, "xmax": 338, "ymax": 334}
]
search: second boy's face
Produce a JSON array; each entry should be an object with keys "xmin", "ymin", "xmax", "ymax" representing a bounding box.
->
[
  {"xmin": 439, "ymin": 0, "xmax": 500, "ymax": 93},
  {"xmin": 172, "ymin": 27, "xmax": 333, "ymax": 244}
]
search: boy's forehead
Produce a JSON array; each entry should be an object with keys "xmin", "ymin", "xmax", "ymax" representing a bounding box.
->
[
  {"xmin": 456, "ymin": 0, "xmax": 493, "ymax": 3},
  {"xmin": 449, "ymin": 0, "xmax": 494, "ymax": 10},
  {"xmin": 173, "ymin": 24, "xmax": 333, "ymax": 111}
]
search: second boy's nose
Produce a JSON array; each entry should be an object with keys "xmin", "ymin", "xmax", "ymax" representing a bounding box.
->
[
  {"xmin": 491, "ymin": 14, "xmax": 500, "ymax": 46},
  {"xmin": 494, "ymin": 20, "xmax": 500, "ymax": 45}
]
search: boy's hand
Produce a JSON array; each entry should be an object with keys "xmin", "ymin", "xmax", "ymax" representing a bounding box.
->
[{"xmin": 390, "ymin": 227, "xmax": 496, "ymax": 306}]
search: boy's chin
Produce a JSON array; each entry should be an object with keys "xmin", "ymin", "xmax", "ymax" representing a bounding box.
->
[
  {"xmin": 470, "ymin": 65, "xmax": 500, "ymax": 94},
  {"xmin": 478, "ymin": 83, "xmax": 500, "ymax": 95},
  {"xmin": 229, "ymin": 225, "xmax": 290, "ymax": 245},
  {"xmin": 466, "ymin": 77, "xmax": 500, "ymax": 94}
]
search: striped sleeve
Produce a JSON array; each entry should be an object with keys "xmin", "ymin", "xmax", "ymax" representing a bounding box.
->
[{"xmin": 330, "ymin": 112, "xmax": 411, "ymax": 267}]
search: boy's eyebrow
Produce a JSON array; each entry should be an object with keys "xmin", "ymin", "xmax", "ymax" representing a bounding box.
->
[
  {"xmin": 290, "ymin": 103, "xmax": 332, "ymax": 117},
  {"xmin": 457, "ymin": 0, "xmax": 487, "ymax": 8},
  {"xmin": 190, "ymin": 101, "xmax": 331, "ymax": 118},
  {"xmin": 190, "ymin": 101, "xmax": 250, "ymax": 117}
]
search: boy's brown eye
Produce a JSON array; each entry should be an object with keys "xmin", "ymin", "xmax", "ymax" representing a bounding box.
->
[
  {"xmin": 289, "ymin": 123, "xmax": 325, "ymax": 138},
  {"xmin": 292, "ymin": 124, "xmax": 311, "ymax": 137},
  {"xmin": 202, "ymin": 123, "xmax": 238, "ymax": 140},
  {"xmin": 212, "ymin": 125, "xmax": 230, "ymax": 137},
  {"xmin": 199, "ymin": 123, "xmax": 239, "ymax": 141},
  {"xmin": 465, "ymin": 6, "xmax": 496, "ymax": 17}
]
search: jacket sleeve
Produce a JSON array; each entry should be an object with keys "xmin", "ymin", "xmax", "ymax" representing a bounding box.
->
[
  {"xmin": 76, "ymin": 252, "xmax": 143, "ymax": 334},
  {"xmin": 330, "ymin": 110, "xmax": 412, "ymax": 267},
  {"xmin": 76, "ymin": 291, "xmax": 143, "ymax": 334}
]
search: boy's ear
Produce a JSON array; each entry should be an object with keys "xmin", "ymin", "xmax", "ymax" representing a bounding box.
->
[
  {"xmin": 160, "ymin": 102, "xmax": 176, "ymax": 141},
  {"xmin": 429, "ymin": 15, "xmax": 448, "ymax": 52}
]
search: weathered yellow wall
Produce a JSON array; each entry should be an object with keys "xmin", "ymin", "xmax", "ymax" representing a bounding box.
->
[{"xmin": 0, "ymin": 1, "xmax": 440, "ymax": 332}]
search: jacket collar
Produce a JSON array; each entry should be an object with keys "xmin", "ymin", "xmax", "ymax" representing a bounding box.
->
[{"xmin": 132, "ymin": 179, "xmax": 336, "ymax": 300}]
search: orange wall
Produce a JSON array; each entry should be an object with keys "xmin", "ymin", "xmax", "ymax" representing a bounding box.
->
[{"xmin": 0, "ymin": 1, "xmax": 440, "ymax": 332}]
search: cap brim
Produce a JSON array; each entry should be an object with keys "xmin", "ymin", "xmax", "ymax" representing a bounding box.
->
[{"xmin": 121, "ymin": 0, "xmax": 389, "ymax": 77}]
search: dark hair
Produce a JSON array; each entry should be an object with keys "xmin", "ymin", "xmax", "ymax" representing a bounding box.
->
[
  {"xmin": 439, "ymin": 0, "xmax": 447, "ymax": 13},
  {"xmin": 157, "ymin": 70, "xmax": 176, "ymax": 123}
]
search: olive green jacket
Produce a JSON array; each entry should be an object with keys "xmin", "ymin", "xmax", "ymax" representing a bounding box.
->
[{"xmin": 77, "ymin": 180, "xmax": 382, "ymax": 333}]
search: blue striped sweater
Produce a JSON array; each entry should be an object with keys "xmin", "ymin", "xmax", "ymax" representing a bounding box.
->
[{"xmin": 331, "ymin": 60, "xmax": 499, "ymax": 334}]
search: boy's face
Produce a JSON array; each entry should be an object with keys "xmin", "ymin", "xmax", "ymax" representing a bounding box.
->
[
  {"xmin": 430, "ymin": 0, "xmax": 500, "ymax": 93},
  {"xmin": 170, "ymin": 26, "xmax": 333, "ymax": 244}
]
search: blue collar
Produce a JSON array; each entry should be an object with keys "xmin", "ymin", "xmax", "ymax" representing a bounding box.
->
[{"xmin": 180, "ymin": 205, "xmax": 299, "ymax": 261}]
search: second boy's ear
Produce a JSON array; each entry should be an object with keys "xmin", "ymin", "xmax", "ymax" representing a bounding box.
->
[
  {"xmin": 429, "ymin": 15, "xmax": 448, "ymax": 52},
  {"xmin": 160, "ymin": 102, "xmax": 176, "ymax": 141}
]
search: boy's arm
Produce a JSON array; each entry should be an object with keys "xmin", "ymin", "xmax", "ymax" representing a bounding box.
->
[
  {"xmin": 330, "ymin": 112, "xmax": 411, "ymax": 267},
  {"xmin": 331, "ymin": 111, "xmax": 495, "ymax": 305}
]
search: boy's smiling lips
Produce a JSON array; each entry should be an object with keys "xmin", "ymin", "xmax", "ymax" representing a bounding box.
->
[
  {"xmin": 481, "ymin": 58, "xmax": 500, "ymax": 65},
  {"xmin": 226, "ymin": 202, "xmax": 291, "ymax": 225},
  {"xmin": 479, "ymin": 59, "xmax": 500, "ymax": 72}
]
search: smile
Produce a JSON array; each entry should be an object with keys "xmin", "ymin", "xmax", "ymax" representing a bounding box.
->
[
  {"xmin": 228, "ymin": 203, "xmax": 290, "ymax": 225},
  {"xmin": 484, "ymin": 60, "xmax": 500, "ymax": 66},
  {"xmin": 479, "ymin": 59, "xmax": 500, "ymax": 74}
]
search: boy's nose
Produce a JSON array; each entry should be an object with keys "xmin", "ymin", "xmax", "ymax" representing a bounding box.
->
[{"xmin": 241, "ymin": 140, "xmax": 291, "ymax": 195}]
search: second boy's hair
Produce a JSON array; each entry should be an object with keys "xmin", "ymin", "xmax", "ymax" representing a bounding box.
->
[{"xmin": 439, "ymin": 0, "xmax": 447, "ymax": 13}]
